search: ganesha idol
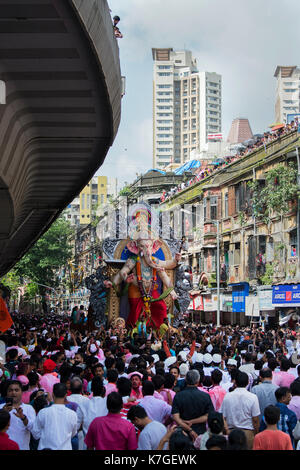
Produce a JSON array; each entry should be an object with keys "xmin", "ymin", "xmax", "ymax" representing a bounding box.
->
[{"xmin": 104, "ymin": 231, "xmax": 181, "ymax": 330}]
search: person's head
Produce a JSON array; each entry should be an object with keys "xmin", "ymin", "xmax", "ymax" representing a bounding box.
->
[
  {"xmin": 91, "ymin": 377, "xmax": 105, "ymax": 397},
  {"xmin": 6, "ymin": 380, "xmax": 23, "ymax": 405},
  {"xmin": 107, "ymin": 368, "xmax": 119, "ymax": 384},
  {"xmin": 92, "ymin": 363, "xmax": 104, "ymax": 378},
  {"xmin": 6, "ymin": 348, "xmax": 18, "ymax": 362},
  {"xmin": 280, "ymin": 358, "xmax": 291, "ymax": 372},
  {"xmin": 142, "ymin": 381, "xmax": 155, "ymax": 397},
  {"xmin": 234, "ymin": 371, "xmax": 249, "ymax": 388},
  {"xmin": 164, "ymin": 373, "xmax": 176, "ymax": 390},
  {"xmin": 0, "ymin": 409, "xmax": 10, "ymax": 433},
  {"xmin": 259, "ymin": 368, "xmax": 273, "ymax": 381},
  {"xmin": 211, "ymin": 369, "xmax": 223, "ymax": 386},
  {"xmin": 264, "ymin": 405, "xmax": 280, "ymax": 426},
  {"xmin": 275, "ymin": 386, "xmax": 291, "ymax": 405},
  {"xmin": 27, "ymin": 371, "xmax": 40, "ymax": 387},
  {"xmin": 169, "ymin": 427, "xmax": 194, "ymax": 451},
  {"xmin": 244, "ymin": 352, "xmax": 253, "ymax": 363},
  {"xmin": 185, "ymin": 369, "xmax": 200, "ymax": 387},
  {"xmin": 107, "ymin": 392, "xmax": 123, "ymax": 414},
  {"xmin": 206, "ymin": 435, "xmax": 227, "ymax": 450},
  {"xmin": 152, "ymin": 375, "xmax": 165, "ymax": 392},
  {"xmin": 105, "ymin": 357, "xmax": 116, "ymax": 370},
  {"xmin": 117, "ymin": 377, "xmax": 132, "ymax": 398},
  {"xmin": 70, "ymin": 376, "xmax": 83, "ymax": 395},
  {"xmin": 267, "ymin": 357, "xmax": 278, "ymax": 371},
  {"xmin": 227, "ymin": 429, "xmax": 247, "ymax": 450},
  {"xmin": 53, "ymin": 383, "xmax": 67, "ymax": 400},
  {"xmin": 127, "ymin": 405, "xmax": 149, "ymax": 430},
  {"xmin": 290, "ymin": 379, "xmax": 300, "ymax": 397},
  {"xmin": 74, "ymin": 352, "xmax": 84, "ymax": 365},
  {"xmin": 130, "ymin": 373, "xmax": 142, "ymax": 390},
  {"xmin": 207, "ymin": 411, "xmax": 224, "ymax": 434}
]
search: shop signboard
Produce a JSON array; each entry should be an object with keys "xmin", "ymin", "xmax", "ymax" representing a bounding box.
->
[{"xmin": 272, "ymin": 284, "xmax": 300, "ymax": 307}]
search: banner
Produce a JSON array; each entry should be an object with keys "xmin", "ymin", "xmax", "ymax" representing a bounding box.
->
[
  {"xmin": 258, "ymin": 288, "xmax": 274, "ymax": 311},
  {"xmin": 188, "ymin": 295, "xmax": 203, "ymax": 311},
  {"xmin": 245, "ymin": 295, "xmax": 260, "ymax": 317},
  {"xmin": 203, "ymin": 294, "xmax": 218, "ymax": 311}
]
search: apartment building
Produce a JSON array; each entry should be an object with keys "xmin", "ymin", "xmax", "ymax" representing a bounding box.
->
[
  {"xmin": 152, "ymin": 48, "xmax": 222, "ymax": 169},
  {"xmin": 65, "ymin": 176, "xmax": 118, "ymax": 226}
]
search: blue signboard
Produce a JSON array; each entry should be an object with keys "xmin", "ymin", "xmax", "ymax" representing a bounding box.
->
[
  {"xmin": 230, "ymin": 282, "xmax": 249, "ymax": 313},
  {"xmin": 272, "ymin": 284, "xmax": 300, "ymax": 306}
]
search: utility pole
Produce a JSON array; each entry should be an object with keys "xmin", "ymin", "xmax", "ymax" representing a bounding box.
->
[{"xmin": 216, "ymin": 220, "xmax": 220, "ymax": 327}]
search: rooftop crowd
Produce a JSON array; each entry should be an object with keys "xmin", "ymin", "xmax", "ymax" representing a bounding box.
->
[
  {"xmin": 160, "ymin": 120, "xmax": 299, "ymax": 203},
  {"xmin": 1, "ymin": 300, "xmax": 300, "ymax": 451}
]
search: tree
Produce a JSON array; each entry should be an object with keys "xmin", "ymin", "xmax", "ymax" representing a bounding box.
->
[
  {"xmin": 248, "ymin": 162, "xmax": 299, "ymax": 224},
  {"xmin": 14, "ymin": 217, "xmax": 74, "ymax": 311}
]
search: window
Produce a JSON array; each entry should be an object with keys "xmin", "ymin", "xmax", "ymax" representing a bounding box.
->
[
  {"xmin": 158, "ymin": 65, "xmax": 171, "ymax": 69},
  {"xmin": 234, "ymin": 242, "xmax": 240, "ymax": 265},
  {"xmin": 210, "ymin": 196, "xmax": 218, "ymax": 220},
  {"xmin": 203, "ymin": 198, "xmax": 207, "ymax": 221},
  {"xmin": 81, "ymin": 194, "xmax": 85, "ymax": 210},
  {"xmin": 224, "ymin": 193, "xmax": 228, "ymax": 217},
  {"xmin": 158, "ymin": 72, "xmax": 171, "ymax": 76}
]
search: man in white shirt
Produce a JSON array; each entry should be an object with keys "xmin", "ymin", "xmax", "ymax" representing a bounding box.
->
[
  {"xmin": 220, "ymin": 371, "xmax": 260, "ymax": 449},
  {"xmin": 239, "ymin": 352, "xmax": 257, "ymax": 380},
  {"xmin": 0, "ymin": 380, "xmax": 36, "ymax": 450},
  {"xmin": 127, "ymin": 405, "xmax": 167, "ymax": 450},
  {"xmin": 68, "ymin": 376, "xmax": 90, "ymax": 449},
  {"xmin": 32, "ymin": 383, "xmax": 77, "ymax": 450},
  {"xmin": 83, "ymin": 377, "xmax": 107, "ymax": 436}
]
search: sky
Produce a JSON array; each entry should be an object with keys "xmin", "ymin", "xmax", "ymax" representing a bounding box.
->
[{"xmin": 97, "ymin": 0, "xmax": 300, "ymax": 189}]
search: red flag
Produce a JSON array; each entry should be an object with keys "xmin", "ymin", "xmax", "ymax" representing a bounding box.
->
[{"xmin": 0, "ymin": 297, "xmax": 13, "ymax": 333}]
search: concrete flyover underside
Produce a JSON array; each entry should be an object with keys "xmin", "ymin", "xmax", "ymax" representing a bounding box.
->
[{"xmin": 0, "ymin": 0, "xmax": 122, "ymax": 276}]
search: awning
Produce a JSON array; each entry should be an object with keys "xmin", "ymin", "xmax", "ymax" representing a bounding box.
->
[{"xmin": 271, "ymin": 124, "xmax": 285, "ymax": 132}]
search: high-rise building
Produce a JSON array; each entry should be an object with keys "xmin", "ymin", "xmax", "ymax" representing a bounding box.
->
[
  {"xmin": 274, "ymin": 66, "xmax": 300, "ymax": 123},
  {"xmin": 152, "ymin": 48, "xmax": 222, "ymax": 169},
  {"xmin": 64, "ymin": 176, "xmax": 118, "ymax": 226}
]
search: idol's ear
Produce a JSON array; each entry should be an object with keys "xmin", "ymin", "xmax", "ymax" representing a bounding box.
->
[
  {"xmin": 127, "ymin": 241, "xmax": 139, "ymax": 254},
  {"xmin": 152, "ymin": 239, "xmax": 162, "ymax": 253}
]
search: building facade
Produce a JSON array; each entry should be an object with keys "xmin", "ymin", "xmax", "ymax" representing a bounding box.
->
[
  {"xmin": 160, "ymin": 129, "xmax": 300, "ymax": 326},
  {"xmin": 274, "ymin": 66, "xmax": 300, "ymax": 124},
  {"xmin": 152, "ymin": 48, "xmax": 222, "ymax": 169},
  {"xmin": 64, "ymin": 176, "xmax": 118, "ymax": 226}
]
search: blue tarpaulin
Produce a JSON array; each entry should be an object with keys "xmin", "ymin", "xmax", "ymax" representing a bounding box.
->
[{"xmin": 174, "ymin": 160, "xmax": 201, "ymax": 175}]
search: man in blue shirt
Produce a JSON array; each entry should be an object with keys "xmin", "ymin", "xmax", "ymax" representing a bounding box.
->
[{"xmin": 274, "ymin": 387, "xmax": 297, "ymax": 447}]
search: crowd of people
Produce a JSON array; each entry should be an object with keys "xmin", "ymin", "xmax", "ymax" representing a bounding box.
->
[
  {"xmin": 160, "ymin": 120, "xmax": 299, "ymax": 203},
  {"xmin": 1, "ymin": 306, "xmax": 300, "ymax": 451}
]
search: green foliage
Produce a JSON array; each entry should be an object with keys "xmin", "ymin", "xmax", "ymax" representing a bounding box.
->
[
  {"xmin": 14, "ymin": 217, "xmax": 74, "ymax": 292},
  {"xmin": 23, "ymin": 282, "xmax": 39, "ymax": 300},
  {"xmin": 0, "ymin": 270, "xmax": 21, "ymax": 300},
  {"xmin": 259, "ymin": 263, "xmax": 274, "ymax": 285},
  {"xmin": 119, "ymin": 185, "xmax": 132, "ymax": 197},
  {"xmin": 248, "ymin": 162, "xmax": 299, "ymax": 223}
]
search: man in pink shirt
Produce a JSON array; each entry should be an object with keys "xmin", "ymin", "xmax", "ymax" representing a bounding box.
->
[
  {"xmin": 39, "ymin": 359, "xmax": 60, "ymax": 395},
  {"xmin": 105, "ymin": 369, "xmax": 118, "ymax": 396},
  {"xmin": 272, "ymin": 358, "xmax": 295, "ymax": 388},
  {"xmin": 84, "ymin": 392, "xmax": 137, "ymax": 450},
  {"xmin": 209, "ymin": 369, "xmax": 227, "ymax": 412}
]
